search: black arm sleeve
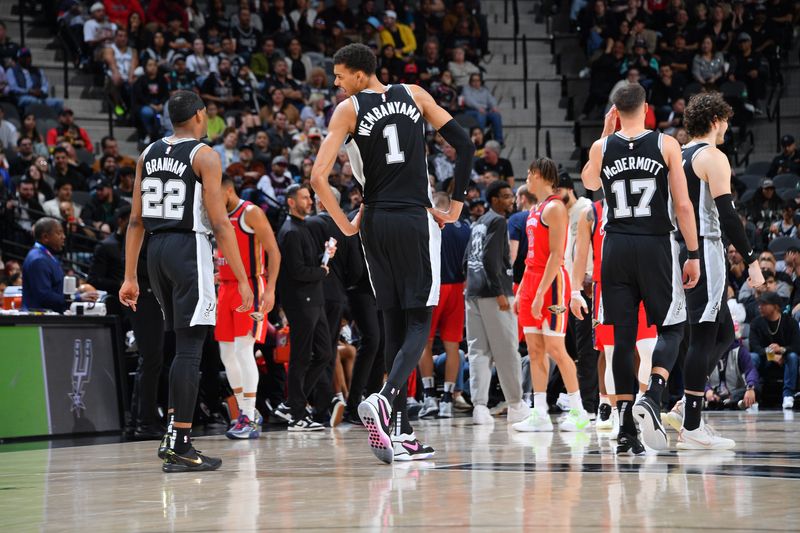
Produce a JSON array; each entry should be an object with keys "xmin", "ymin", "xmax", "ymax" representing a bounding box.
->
[
  {"xmin": 715, "ymin": 193, "xmax": 758, "ymax": 264},
  {"xmin": 437, "ymin": 119, "xmax": 475, "ymax": 202}
]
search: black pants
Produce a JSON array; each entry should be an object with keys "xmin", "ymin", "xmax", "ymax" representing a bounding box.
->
[
  {"xmin": 346, "ymin": 290, "xmax": 384, "ymax": 413},
  {"xmin": 284, "ymin": 304, "xmax": 334, "ymax": 420},
  {"xmin": 128, "ymin": 287, "xmax": 165, "ymax": 427},
  {"xmin": 312, "ymin": 299, "xmax": 345, "ymax": 417},
  {"xmin": 570, "ymin": 296, "xmax": 599, "ymax": 413}
]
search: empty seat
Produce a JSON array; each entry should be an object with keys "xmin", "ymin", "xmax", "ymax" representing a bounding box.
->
[
  {"xmin": 0, "ymin": 102, "xmax": 20, "ymax": 123},
  {"xmin": 736, "ymin": 174, "xmax": 764, "ymax": 191},
  {"xmin": 768, "ymin": 236, "xmax": 800, "ymax": 260},
  {"xmin": 745, "ymin": 161, "xmax": 771, "ymax": 176},
  {"xmin": 773, "ymin": 173, "xmax": 800, "ymax": 190},
  {"xmin": 26, "ymin": 103, "xmax": 59, "ymax": 121}
]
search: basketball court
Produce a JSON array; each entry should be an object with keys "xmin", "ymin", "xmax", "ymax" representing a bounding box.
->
[{"xmin": 0, "ymin": 411, "xmax": 797, "ymax": 530}]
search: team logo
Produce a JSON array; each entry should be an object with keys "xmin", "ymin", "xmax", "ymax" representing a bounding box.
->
[
  {"xmin": 69, "ymin": 339, "xmax": 93, "ymax": 417},
  {"xmin": 548, "ymin": 305, "xmax": 567, "ymax": 314}
]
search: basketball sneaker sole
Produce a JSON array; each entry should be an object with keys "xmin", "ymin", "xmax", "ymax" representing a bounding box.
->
[
  {"xmin": 358, "ymin": 399, "xmax": 394, "ymax": 464},
  {"xmin": 633, "ymin": 401, "xmax": 669, "ymax": 451}
]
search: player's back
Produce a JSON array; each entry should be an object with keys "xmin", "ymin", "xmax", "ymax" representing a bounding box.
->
[
  {"xmin": 682, "ymin": 142, "xmax": 721, "ymax": 239},
  {"xmin": 345, "ymin": 84, "xmax": 430, "ymax": 209},
  {"xmin": 140, "ymin": 137, "xmax": 211, "ymax": 234},
  {"xmin": 600, "ymin": 130, "xmax": 673, "ymax": 236}
]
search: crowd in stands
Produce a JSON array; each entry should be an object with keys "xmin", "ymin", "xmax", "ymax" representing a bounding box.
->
[{"xmin": 1, "ymin": 0, "xmax": 799, "ymax": 429}]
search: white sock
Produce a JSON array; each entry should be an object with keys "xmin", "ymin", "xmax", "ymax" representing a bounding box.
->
[
  {"xmin": 533, "ymin": 392, "xmax": 548, "ymax": 413},
  {"xmin": 240, "ymin": 396, "xmax": 256, "ymax": 421},
  {"xmin": 568, "ymin": 391, "xmax": 583, "ymax": 411},
  {"xmin": 443, "ymin": 382, "xmax": 455, "ymax": 393},
  {"xmin": 422, "ymin": 377, "xmax": 435, "ymax": 392},
  {"xmin": 600, "ymin": 395, "xmax": 611, "ymax": 406},
  {"xmin": 335, "ymin": 392, "xmax": 345, "ymax": 404},
  {"xmin": 235, "ymin": 391, "xmax": 245, "ymax": 409}
]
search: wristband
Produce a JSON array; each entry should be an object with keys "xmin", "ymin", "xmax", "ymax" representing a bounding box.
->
[
  {"xmin": 744, "ymin": 251, "xmax": 758, "ymax": 265},
  {"xmin": 687, "ymin": 249, "xmax": 699, "ymax": 260},
  {"xmin": 571, "ymin": 290, "xmax": 582, "ymax": 299}
]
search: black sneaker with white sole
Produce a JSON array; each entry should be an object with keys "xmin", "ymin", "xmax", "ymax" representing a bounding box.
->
[
  {"xmin": 272, "ymin": 402, "xmax": 293, "ymax": 424},
  {"xmin": 288, "ymin": 415, "xmax": 325, "ymax": 432},
  {"xmin": 633, "ymin": 395, "xmax": 669, "ymax": 451},
  {"xmin": 616, "ymin": 432, "xmax": 646, "ymax": 455}
]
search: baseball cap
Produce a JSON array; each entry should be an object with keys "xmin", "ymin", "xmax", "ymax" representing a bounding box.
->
[
  {"xmin": 762, "ymin": 178, "xmax": 775, "ymax": 188},
  {"xmin": 17, "ymin": 47, "xmax": 31, "ymax": 58},
  {"xmin": 308, "ymin": 127, "xmax": 322, "ymax": 139},
  {"xmin": 557, "ymin": 170, "xmax": 574, "ymax": 189},
  {"xmin": 469, "ymin": 198, "xmax": 485, "ymax": 208},
  {"xmin": 384, "ymin": 10, "xmax": 397, "ymax": 19},
  {"xmin": 96, "ymin": 179, "xmax": 112, "ymax": 189},
  {"xmin": 782, "ymin": 134, "xmax": 795, "ymax": 147},
  {"xmin": 737, "ymin": 32, "xmax": 752, "ymax": 42},
  {"xmin": 633, "ymin": 38, "xmax": 647, "ymax": 48},
  {"xmin": 239, "ymin": 143, "xmax": 254, "ymax": 152},
  {"xmin": 90, "ymin": 2, "xmax": 104, "ymax": 12},
  {"xmin": 60, "ymin": 108, "xmax": 74, "ymax": 116},
  {"xmin": 758, "ymin": 291, "xmax": 782, "ymax": 306},
  {"xmin": 273, "ymin": 155, "xmax": 288, "ymax": 165}
]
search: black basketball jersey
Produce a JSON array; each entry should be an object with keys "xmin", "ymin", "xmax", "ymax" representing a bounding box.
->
[
  {"xmin": 600, "ymin": 130, "xmax": 674, "ymax": 236},
  {"xmin": 140, "ymin": 137, "xmax": 211, "ymax": 234},
  {"xmin": 345, "ymin": 84, "xmax": 430, "ymax": 209},
  {"xmin": 682, "ymin": 142, "xmax": 721, "ymax": 239}
]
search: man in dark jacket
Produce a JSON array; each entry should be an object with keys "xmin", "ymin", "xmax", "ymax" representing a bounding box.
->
[
  {"xmin": 749, "ymin": 291, "xmax": 800, "ymax": 409},
  {"xmin": 274, "ymin": 184, "xmax": 337, "ymax": 430},
  {"xmin": 81, "ymin": 179, "xmax": 124, "ymax": 233},
  {"xmin": 88, "ymin": 205, "xmax": 130, "ymax": 316},
  {"xmin": 464, "ymin": 180, "xmax": 528, "ymax": 425}
]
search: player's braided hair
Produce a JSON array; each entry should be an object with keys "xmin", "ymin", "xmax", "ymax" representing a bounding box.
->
[
  {"xmin": 684, "ymin": 92, "xmax": 733, "ymax": 138},
  {"xmin": 529, "ymin": 157, "xmax": 559, "ymax": 188}
]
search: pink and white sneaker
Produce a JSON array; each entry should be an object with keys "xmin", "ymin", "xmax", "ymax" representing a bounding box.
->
[
  {"xmin": 392, "ymin": 433, "xmax": 435, "ymax": 461},
  {"xmin": 358, "ymin": 393, "xmax": 395, "ymax": 464}
]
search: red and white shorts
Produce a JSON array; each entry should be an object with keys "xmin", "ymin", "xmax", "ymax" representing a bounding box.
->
[
  {"xmin": 429, "ymin": 282, "xmax": 465, "ymax": 343},
  {"xmin": 214, "ymin": 278, "xmax": 268, "ymax": 343},
  {"xmin": 518, "ymin": 266, "xmax": 570, "ymax": 337},
  {"xmin": 593, "ymin": 282, "xmax": 657, "ymax": 351}
]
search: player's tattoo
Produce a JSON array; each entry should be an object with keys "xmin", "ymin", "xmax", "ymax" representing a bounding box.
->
[{"xmin": 585, "ymin": 208, "xmax": 594, "ymax": 223}]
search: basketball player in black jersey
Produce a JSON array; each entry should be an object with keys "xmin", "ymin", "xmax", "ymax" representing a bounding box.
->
[
  {"xmin": 120, "ymin": 91, "xmax": 254, "ymax": 472},
  {"xmin": 310, "ymin": 43, "xmax": 474, "ymax": 464},
  {"xmin": 581, "ymin": 84, "xmax": 700, "ymax": 454},
  {"xmin": 664, "ymin": 92, "xmax": 763, "ymax": 450}
]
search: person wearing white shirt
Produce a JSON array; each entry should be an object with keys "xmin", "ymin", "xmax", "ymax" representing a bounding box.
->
[{"xmin": 83, "ymin": 3, "xmax": 117, "ymax": 60}]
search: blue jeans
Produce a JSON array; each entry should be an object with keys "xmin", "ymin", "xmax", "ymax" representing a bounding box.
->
[
  {"xmin": 139, "ymin": 105, "xmax": 159, "ymax": 137},
  {"xmin": 434, "ymin": 351, "xmax": 466, "ymax": 392},
  {"xmin": 464, "ymin": 109, "xmax": 504, "ymax": 143},
  {"xmin": 751, "ymin": 351, "xmax": 799, "ymax": 398},
  {"xmin": 17, "ymin": 95, "xmax": 64, "ymax": 113}
]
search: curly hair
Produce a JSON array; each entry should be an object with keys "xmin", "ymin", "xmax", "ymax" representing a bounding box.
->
[
  {"xmin": 684, "ymin": 92, "xmax": 733, "ymax": 138},
  {"xmin": 529, "ymin": 157, "xmax": 559, "ymax": 187},
  {"xmin": 333, "ymin": 44, "xmax": 377, "ymax": 76}
]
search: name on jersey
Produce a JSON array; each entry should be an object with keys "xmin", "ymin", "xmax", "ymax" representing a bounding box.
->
[
  {"xmin": 144, "ymin": 157, "xmax": 188, "ymax": 177},
  {"xmin": 357, "ymin": 102, "xmax": 421, "ymax": 136},
  {"xmin": 602, "ymin": 156, "xmax": 664, "ymax": 179}
]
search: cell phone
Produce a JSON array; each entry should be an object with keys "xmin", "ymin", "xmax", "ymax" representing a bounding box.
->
[{"xmin": 249, "ymin": 311, "xmax": 264, "ymax": 321}]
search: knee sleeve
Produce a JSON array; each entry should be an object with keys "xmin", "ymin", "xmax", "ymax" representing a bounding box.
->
[
  {"xmin": 169, "ymin": 326, "xmax": 209, "ymax": 423},
  {"xmin": 635, "ymin": 337, "xmax": 656, "ymax": 385},
  {"xmin": 652, "ymin": 323, "xmax": 685, "ymax": 373},
  {"xmin": 684, "ymin": 322, "xmax": 720, "ymax": 392},
  {"xmin": 234, "ymin": 334, "xmax": 259, "ymax": 393},
  {"xmin": 385, "ymin": 307, "xmax": 432, "ymax": 390},
  {"xmin": 219, "ymin": 341, "xmax": 241, "ymax": 390},
  {"xmin": 604, "ymin": 346, "xmax": 616, "ymax": 395},
  {"xmin": 611, "ymin": 324, "xmax": 637, "ymax": 396}
]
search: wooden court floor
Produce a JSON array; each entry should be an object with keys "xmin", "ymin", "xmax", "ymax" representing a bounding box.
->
[{"xmin": 0, "ymin": 411, "xmax": 798, "ymax": 531}]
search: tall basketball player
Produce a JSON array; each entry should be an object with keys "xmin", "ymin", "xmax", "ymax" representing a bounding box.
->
[
  {"xmin": 671, "ymin": 92, "xmax": 763, "ymax": 450},
  {"xmin": 512, "ymin": 158, "xmax": 590, "ymax": 434},
  {"xmin": 310, "ymin": 43, "xmax": 474, "ymax": 464},
  {"xmin": 120, "ymin": 90, "xmax": 254, "ymax": 472},
  {"xmin": 581, "ymin": 84, "xmax": 700, "ymax": 454},
  {"xmin": 217, "ymin": 175, "xmax": 280, "ymax": 440}
]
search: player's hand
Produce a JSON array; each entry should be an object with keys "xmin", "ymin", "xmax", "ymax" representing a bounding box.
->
[
  {"xmin": 496, "ymin": 294, "xmax": 510, "ymax": 311},
  {"xmin": 747, "ymin": 261, "xmax": 765, "ymax": 288},
  {"xmin": 570, "ymin": 290, "xmax": 588, "ymax": 320},
  {"xmin": 513, "ymin": 296, "xmax": 520, "ymax": 315},
  {"xmin": 321, "ymin": 264, "xmax": 330, "ymax": 275},
  {"xmin": 119, "ymin": 279, "xmax": 139, "ymax": 311},
  {"xmin": 428, "ymin": 200, "xmax": 464, "ymax": 228},
  {"xmin": 602, "ymin": 105, "xmax": 618, "ymax": 136},
  {"xmin": 236, "ymin": 280, "xmax": 254, "ymax": 313},
  {"xmin": 327, "ymin": 242, "xmax": 337, "ymax": 259},
  {"xmin": 260, "ymin": 289, "xmax": 275, "ymax": 315},
  {"xmin": 682, "ymin": 258, "xmax": 700, "ymax": 289},
  {"xmin": 531, "ymin": 293, "xmax": 544, "ymax": 320},
  {"xmin": 743, "ymin": 389, "xmax": 756, "ymax": 408},
  {"xmin": 342, "ymin": 204, "xmax": 364, "ymax": 236}
]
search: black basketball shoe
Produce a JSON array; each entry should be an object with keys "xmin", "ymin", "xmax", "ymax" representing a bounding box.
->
[
  {"xmin": 161, "ymin": 447, "xmax": 222, "ymax": 473},
  {"xmin": 616, "ymin": 432, "xmax": 646, "ymax": 455}
]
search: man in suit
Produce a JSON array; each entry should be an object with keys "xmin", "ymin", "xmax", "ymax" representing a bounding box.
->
[{"xmin": 274, "ymin": 184, "xmax": 337, "ymax": 431}]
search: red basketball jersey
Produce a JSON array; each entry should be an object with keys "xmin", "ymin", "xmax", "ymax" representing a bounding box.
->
[
  {"xmin": 525, "ymin": 194, "xmax": 566, "ymax": 271},
  {"xmin": 217, "ymin": 200, "xmax": 265, "ymax": 282},
  {"xmin": 591, "ymin": 200, "xmax": 604, "ymax": 284}
]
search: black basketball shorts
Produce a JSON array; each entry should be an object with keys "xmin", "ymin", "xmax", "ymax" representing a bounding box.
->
[
  {"xmin": 147, "ymin": 232, "xmax": 216, "ymax": 331},
  {"xmin": 680, "ymin": 237, "xmax": 727, "ymax": 324},
  {"xmin": 360, "ymin": 206, "xmax": 441, "ymax": 310},
  {"xmin": 598, "ymin": 232, "xmax": 686, "ymax": 328}
]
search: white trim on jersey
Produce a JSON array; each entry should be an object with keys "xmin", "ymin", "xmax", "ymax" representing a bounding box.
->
[
  {"xmin": 190, "ymin": 233, "xmax": 217, "ymax": 327},
  {"xmin": 191, "ymin": 181, "xmax": 212, "ymax": 233},
  {"xmin": 425, "ymin": 211, "xmax": 442, "ymax": 306},
  {"xmin": 345, "ymin": 138, "xmax": 366, "ymax": 189},
  {"xmin": 602, "ymin": 135, "xmax": 609, "ymax": 155},
  {"xmin": 657, "ymin": 132, "xmax": 664, "ymax": 151},
  {"xmin": 700, "ymin": 238, "xmax": 726, "ymax": 323},
  {"xmin": 614, "ymin": 130, "xmax": 651, "ymax": 141},
  {"xmin": 239, "ymin": 204, "xmax": 256, "ymax": 234},
  {"xmin": 189, "ymin": 142, "xmax": 205, "ymax": 166},
  {"xmin": 350, "ymin": 94, "xmax": 359, "ymax": 113},
  {"xmin": 141, "ymin": 140, "xmax": 158, "ymax": 160},
  {"xmin": 663, "ymin": 232, "xmax": 687, "ymax": 326}
]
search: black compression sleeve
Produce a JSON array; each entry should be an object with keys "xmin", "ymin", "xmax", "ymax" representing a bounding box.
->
[
  {"xmin": 437, "ymin": 119, "xmax": 475, "ymax": 202},
  {"xmin": 715, "ymin": 193, "xmax": 757, "ymax": 264}
]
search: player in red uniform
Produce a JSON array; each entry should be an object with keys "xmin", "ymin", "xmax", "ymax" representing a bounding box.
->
[
  {"xmin": 512, "ymin": 158, "xmax": 591, "ymax": 433},
  {"xmin": 216, "ymin": 175, "xmax": 280, "ymax": 439},
  {"xmin": 570, "ymin": 200, "xmax": 657, "ymax": 438}
]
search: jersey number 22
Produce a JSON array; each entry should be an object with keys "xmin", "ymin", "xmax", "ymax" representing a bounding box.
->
[{"xmin": 142, "ymin": 177, "xmax": 187, "ymax": 219}]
